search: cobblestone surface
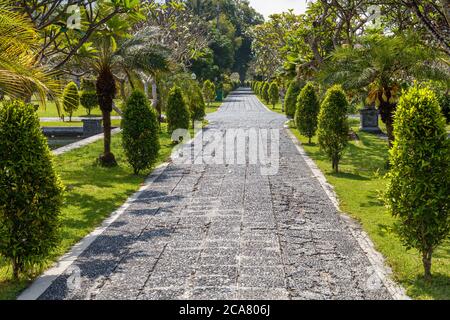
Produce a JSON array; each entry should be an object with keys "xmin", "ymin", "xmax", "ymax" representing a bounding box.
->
[{"xmin": 39, "ymin": 89, "xmax": 392, "ymax": 300}]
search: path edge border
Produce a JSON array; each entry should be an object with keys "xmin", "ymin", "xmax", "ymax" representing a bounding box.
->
[
  {"xmin": 17, "ymin": 161, "xmax": 170, "ymax": 300},
  {"xmin": 284, "ymin": 126, "xmax": 410, "ymax": 300}
]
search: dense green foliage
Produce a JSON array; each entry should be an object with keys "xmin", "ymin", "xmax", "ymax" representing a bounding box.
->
[
  {"xmin": 0, "ymin": 101, "xmax": 64, "ymax": 278},
  {"xmin": 384, "ymin": 85, "xmax": 450, "ymax": 280},
  {"xmin": 80, "ymin": 92, "xmax": 98, "ymax": 115},
  {"xmin": 285, "ymin": 80, "xmax": 302, "ymax": 118},
  {"xmin": 190, "ymin": 83, "xmax": 206, "ymax": 126},
  {"xmin": 62, "ymin": 82, "xmax": 80, "ymax": 121},
  {"xmin": 80, "ymin": 79, "xmax": 98, "ymax": 115},
  {"xmin": 202, "ymin": 80, "xmax": 216, "ymax": 106},
  {"xmin": 166, "ymin": 86, "xmax": 190, "ymax": 136},
  {"xmin": 122, "ymin": 91, "xmax": 160, "ymax": 174},
  {"xmin": 262, "ymin": 82, "xmax": 270, "ymax": 103},
  {"xmin": 317, "ymin": 85, "xmax": 349, "ymax": 173},
  {"xmin": 269, "ymin": 82, "xmax": 279, "ymax": 108},
  {"xmin": 295, "ymin": 82, "xmax": 320, "ymax": 144}
]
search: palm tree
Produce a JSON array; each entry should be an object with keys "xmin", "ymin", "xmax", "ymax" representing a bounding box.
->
[
  {"xmin": 77, "ymin": 26, "xmax": 170, "ymax": 166},
  {"xmin": 320, "ymin": 33, "xmax": 449, "ymax": 147},
  {"xmin": 0, "ymin": 3, "xmax": 59, "ymax": 106}
]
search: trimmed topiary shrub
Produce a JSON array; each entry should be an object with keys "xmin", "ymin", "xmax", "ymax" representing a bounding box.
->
[
  {"xmin": 384, "ymin": 84, "xmax": 450, "ymax": 280},
  {"xmin": 285, "ymin": 80, "xmax": 302, "ymax": 118},
  {"xmin": 122, "ymin": 90, "xmax": 160, "ymax": 174},
  {"xmin": 190, "ymin": 83, "xmax": 206, "ymax": 127},
  {"xmin": 317, "ymin": 85, "xmax": 349, "ymax": 173},
  {"xmin": 262, "ymin": 82, "xmax": 270, "ymax": 103},
  {"xmin": 0, "ymin": 101, "xmax": 64, "ymax": 279},
  {"xmin": 167, "ymin": 85, "xmax": 190, "ymax": 136},
  {"xmin": 62, "ymin": 81, "xmax": 80, "ymax": 121},
  {"xmin": 202, "ymin": 80, "xmax": 216, "ymax": 106},
  {"xmin": 295, "ymin": 82, "xmax": 320, "ymax": 144},
  {"xmin": 269, "ymin": 82, "xmax": 279, "ymax": 109},
  {"xmin": 80, "ymin": 91, "xmax": 98, "ymax": 115}
]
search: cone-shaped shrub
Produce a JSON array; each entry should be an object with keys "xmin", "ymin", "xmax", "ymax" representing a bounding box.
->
[
  {"xmin": 295, "ymin": 82, "xmax": 320, "ymax": 144},
  {"xmin": 384, "ymin": 84, "xmax": 450, "ymax": 280},
  {"xmin": 0, "ymin": 101, "xmax": 64, "ymax": 279},
  {"xmin": 62, "ymin": 82, "xmax": 79, "ymax": 121},
  {"xmin": 122, "ymin": 91, "xmax": 160, "ymax": 174},
  {"xmin": 167, "ymin": 85, "xmax": 190, "ymax": 135},
  {"xmin": 190, "ymin": 83, "xmax": 206, "ymax": 127},
  {"xmin": 285, "ymin": 80, "xmax": 302, "ymax": 118},
  {"xmin": 262, "ymin": 82, "xmax": 270, "ymax": 103},
  {"xmin": 317, "ymin": 85, "xmax": 349, "ymax": 173},
  {"xmin": 269, "ymin": 82, "xmax": 279, "ymax": 108},
  {"xmin": 202, "ymin": 80, "xmax": 216, "ymax": 106}
]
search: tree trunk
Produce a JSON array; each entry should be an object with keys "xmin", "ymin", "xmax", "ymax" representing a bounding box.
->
[
  {"xmin": 308, "ymin": 136, "xmax": 312, "ymax": 144},
  {"xmin": 422, "ymin": 248, "xmax": 433, "ymax": 281},
  {"xmin": 151, "ymin": 78, "xmax": 158, "ymax": 109},
  {"xmin": 378, "ymin": 90, "xmax": 397, "ymax": 149},
  {"xmin": 12, "ymin": 258, "xmax": 20, "ymax": 280},
  {"xmin": 99, "ymin": 109, "xmax": 116, "ymax": 166},
  {"xmin": 96, "ymin": 67, "xmax": 117, "ymax": 167}
]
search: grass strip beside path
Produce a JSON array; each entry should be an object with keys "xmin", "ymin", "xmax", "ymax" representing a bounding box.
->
[
  {"xmin": 0, "ymin": 124, "xmax": 174, "ymax": 299},
  {"xmin": 288, "ymin": 121, "xmax": 449, "ymax": 300}
]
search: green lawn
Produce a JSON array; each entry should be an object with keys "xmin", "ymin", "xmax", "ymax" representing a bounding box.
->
[
  {"xmin": 206, "ymin": 101, "xmax": 222, "ymax": 114},
  {"xmin": 255, "ymin": 93, "xmax": 449, "ymax": 299},
  {"xmin": 40, "ymin": 119, "xmax": 122, "ymax": 127},
  {"xmin": 36, "ymin": 100, "xmax": 120, "ymax": 118},
  {"xmin": 288, "ymin": 120, "xmax": 449, "ymax": 300},
  {"xmin": 0, "ymin": 124, "xmax": 174, "ymax": 300}
]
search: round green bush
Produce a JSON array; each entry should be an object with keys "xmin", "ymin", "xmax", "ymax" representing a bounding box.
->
[
  {"xmin": 62, "ymin": 81, "xmax": 80, "ymax": 121},
  {"xmin": 317, "ymin": 85, "xmax": 349, "ymax": 173},
  {"xmin": 384, "ymin": 84, "xmax": 450, "ymax": 280},
  {"xmin": 167, "ymin": 85, "xmax": 190, "ymax": 136},
  {"xmin": 0, "ymin": 101, "xmax": 64, "ymax": 278},
  {"xmin": 80, "ymin": 91, "xmax": 98, "ymax": 115},
  {"xmin": 269, "ymin": 82, "xmax": 279, "ymax": 108},
  {"xmin": 285, "ymin": 80, "xmax": 302, "ymax": 118},
  {"xmin": 295, "ymin": 82, "xmax": 320, "ymax": 144},
  {"xmin": 122, "ymin": 91, "xmax": 160, "ymax": 174}
]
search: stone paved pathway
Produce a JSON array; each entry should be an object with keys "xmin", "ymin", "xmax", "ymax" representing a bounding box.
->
[{"xmin": 38, "ymin": 89, "xmax": 393, "ymax": 300}]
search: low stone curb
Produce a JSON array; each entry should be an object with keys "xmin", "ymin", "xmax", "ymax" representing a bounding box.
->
[
  {"xmin": 17, "ymin": 161, "xmax": 171, "ymax": 300},
  {"xmin": 284, "ymin": 127, "xmax": 410, "ymax": 300}
]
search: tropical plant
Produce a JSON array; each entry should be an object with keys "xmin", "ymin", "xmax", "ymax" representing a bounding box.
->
[
  {"xmin": 62, "ymin": 82, "xmax": 79, "ymax": 121},
  {"xmin": 122, "ymin": 90, "xmax": 160, "ymax": 174},
  {"xmin": 0, "ymin": 3, "xmax": 60, "ymax": 106},
  {"xmin": 269, "ymin": 82, "xmax": 279, "ymax": 108},
  {"xmin": 384, "ymin": 84, "xmax": 450, "ymax": 280},
  {"xmin": 0, "ymin": 101, "xmax": 64, "ymax": 279},
  {"xmin": 320, "ymin": 33, "xmax": 449, "ymax": 147},
  {"xmin": 317, "ymin": 85, "xmax": 349, "ymax": 173},
  {"xmin": 76, "ymin": 26, "xmax": 169, "ymax": 166},
  {"xmin": 166, "ymin": 85, "xmax": 190, "ymax": 136},
  {"xmin": 295, "ymin": 82, "xmax": 320, "ymax": 144}
]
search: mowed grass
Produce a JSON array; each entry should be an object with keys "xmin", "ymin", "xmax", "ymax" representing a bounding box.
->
[
  {"xmin": 0, "ymin": 124, "xmax": 174, "ymax": 300},
  {"xmin": 40, "ymin": 119, "xmax": 122, "ymax": 127},
  {"xmin": 36, "ymin": 100, "xmax": 120, "ymax": 118},
  {"xmin": 206, "ymin": 101, "xmax": 222, "ymax": 114},
  {"xmin": 288, "ymin": 119, "xmax": 449, "ymax": 300}
]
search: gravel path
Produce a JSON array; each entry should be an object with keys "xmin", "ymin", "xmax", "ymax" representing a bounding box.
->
[{"xmin": 37, "ymin": 89, "xmax": 393, "ymax": 300}]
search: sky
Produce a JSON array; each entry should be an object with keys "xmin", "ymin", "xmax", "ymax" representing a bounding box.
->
[{"xmin": 248, "ymin": 0, "xmax": 309, "ymax": 19}]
